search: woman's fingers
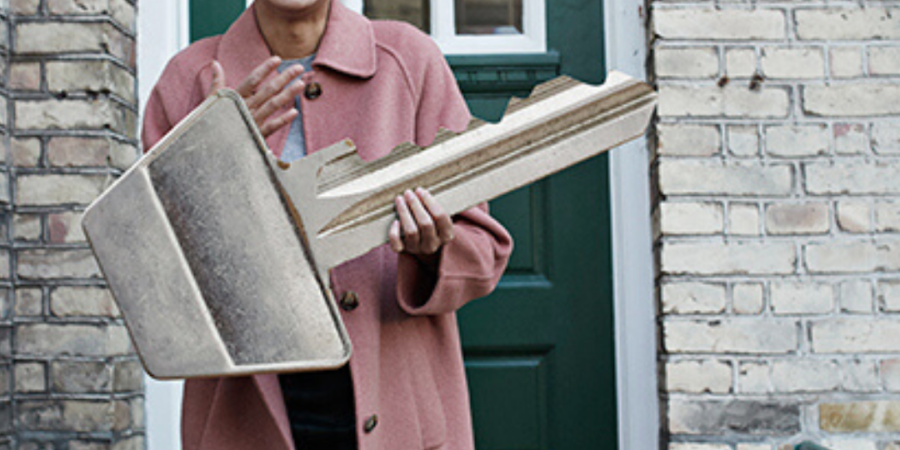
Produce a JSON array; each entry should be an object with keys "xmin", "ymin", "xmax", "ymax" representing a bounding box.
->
[
  {"xmin": 206, "ymin": 61, "xmax": 227, "ymax": 97},
  {"xmin": 235, "ymin": 56, "xmax": 282, "ymax": 99},
  {"xmin": 405, "ymin": 190, "xmax": 440, "ymax": 254},
  {"xmin": 246, "ymin": 64, "xmax": 305, "ymax": 111},
  {"xmin": 389, "ymin": 220, "xmax": 403, "ymax": 253},
  {"xmin": 415, "ymin": 187, "xmax": 454, "ymax": 244},
  {"xmin": 252, "ymin": 79, "xmax": 305, "ymax": 127},
  {"xmin": 258, "ymin": 107, "xmax": 299, "ymax": 138},
  {"xmin": 395, "ymin": 194, "xmax": 420, "ymax": 254}
]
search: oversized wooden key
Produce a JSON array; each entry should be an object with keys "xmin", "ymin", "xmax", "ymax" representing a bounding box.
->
[{"xmin": 82, "ymin": 72, "xmax": 656, "ymax": 379}]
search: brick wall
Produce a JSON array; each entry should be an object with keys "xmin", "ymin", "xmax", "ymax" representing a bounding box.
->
[
  {"xmin": 2, "ymin": 0, "xmax": 142, "ymax": 448},
  {"xmin": 651, "ymin": 0, "xmax": 900, "ymax": 449}
]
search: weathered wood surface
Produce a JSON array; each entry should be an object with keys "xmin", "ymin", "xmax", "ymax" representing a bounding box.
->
[{"xmin": 82, "ymin": 72, "xmax": 656, "ymax": 379}]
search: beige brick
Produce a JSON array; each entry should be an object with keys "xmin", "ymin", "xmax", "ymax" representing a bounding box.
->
[
  {"xmin": 842, "ymin": 359, "xmax": 879, "ymax": 392},
  {"xmin": 51, "ymin": 361, "xmax": 111, "ymax": 393},
  {"xmin": 761, "ymin": 47, "xmax": 825, "ymax": 79},
  {"xmin": 16, "ymin": 99, "xmax": 121, "ymax": 131},
  {"xmin": 17, "ymin": 249, "xmax": 100, "ymax": 279},
  {"xmin": 109, "ymin": 0, "xmax": 135, "ymax": 32},
  {"xmin": 48, "ymin": 137, "xmax": 138, "ymax": 169},
  {"xmin": 666, "ymin": 360, "xmax": 731, "ymax": 393},
  {"xmin": 797, "ymin": 8, "xmax": 900, "ymax": 40},
  {"xmin": 733, "ymin": 283, "xmax": 764, "ymax": 315},
  {"xmin": 9, "ymin": 62, "xmax": 40, "ymax": 90},
  {"xmin": 113, "ymin": 360, "xmax": 142, "ymax": 392},
  {"xmin": 881, "ymin": 280, "xmax": 900, "ymax": 312},
  {"xmin": 812, "ymin": 319, "xmax": 900, "ymax": 353},
  {"xmin": 18, "ymin": 400, "xmax": 114, "ymax": 432},
  {"xmin": 12, "ymin": 138, "xmax": 41, "ymax": 167},
  {"xmin": 13, "ymin": 214, "xmax": 41, "ymax": 241},
  {"xmin": 662, "ymin": 282, "xmax": 727, "ymax": 314},
  {"xmin": 820, "ymin": 401, "xmax": 900, "ymax": 432},
  {"xmin": 660, "ymin": 202, "xmax": 723, "ymax": 236},
  {"xmin": 840, "ymin": 280, "xmax": 873, "ymax": 314},
  {"xmin": 48, "ymin": 211, "xmax": 85, "ymax": 244},
  {"xmin": 771, "ymin": 359, "xmax": 840, "ymax": 392},
  {"xmin": 16, "ymin": 324, "xmax": 130, "ymax": 357},
  {"xmin": 765, "ymin": 124, "xmax": 829, "ymax": 157},
  {"xmin": 112, "ymin": 436, "xmax": 144, "ymax": 450},
  {"xmin": 873, "ymin": 122, "xmax": 900, "ymax": 155},
  {"xmin": 727, "ymin": 126, "xmax": 759, "ymax": 157},
  {"xmin": 821, "ymin": 439, "xmax": 878, "ymax": 450},
  {"xmin": 669, "ymin": 399, "xmax": 800, "ymax": 434},
  {"xmin": 737, "ymin": 445, "xmax": 771, "ymax": 450},
  {"xmin": 660, "ymin": 161, "xmax": 793, "ymax": 196},
  {"xmin": 837, "ymin": 201, "xmax": 871, "ymax": 233},
  {"xmin": 46, "ymin": 60, "xmax": 135, "ymax": 100},
  {"xmin": 46, "ymin": 0, "xmax": 106, "ymax": 14},
  {"xmin": 803, "ymin": 84, "xmax": 900, "ymax": 117},
  {"xmin": 869, "ymin": 47, "xmax": 900, "ymax": 76},
  {"xmin": 663, "ymin": 241, "xmax": 796, "ymax": 276},
  {"xmin": 657, "ymin": 124, "xmax": 720, "ymax": 156},
  {"xmin": 14, "ymin": 288, "xmax": 42, "ymax": 317},
  {"xmin": 765, "ymin": 203, "xmax": 829, "ymax": 235},
  {"xmin": 659, "ymin": 85, "xmax": 790, "ymax": 118},
  {"xmin": 655, "ymin": 47, "xmax": 719, "ymax": 78},
  {"xmin": 807, "ymin": 161, "xmax": 900, "ymax": 195},
  {"xmin": 16, "ymin": 174, "xmax": 105, "ymax": 206},
  {"xmin": 729, "ymin": 203, "xmax": 760, "ymax": 236},
  {"xmin": 654, "ymin": 9, "xmax": 785, "ymax": 40},
  {"xmin": 830, "ymin": 47, "xmax": 863, "ymax": 79},
  {"xmin": 51, "ymin": 287, "xmax": 118, "ymax": 317},
  {"xmin": 15, "ymin": 22, "xmax": 127, "ymax": 57},
  {"xmin": 833, "ymin": 123, "xmax": 868, "ymax": 155},
  {"xmin": 738, "ymin": 362, "xmax": 769, "ymax": 393},
  {"xmin": 10, "ymin": 0, "xmax": 40, "ymax": 14},
  {"xmin": 806, "ymin": 240, "xmax": 900, "ymax": 274},
  {"xmin": 881, "ymin": 359, "xmax": 900, "ymax": 391},
  {"xmin": 670, "ymin": 444, "xmax": 731, "ymax": 450},
  {"xmin": 771, "ymin": 281, "xmax": 833, "ymax": 314},
  {"xmin": 665, "ymin": 319, "xmax": 797, "ymax": 354},
  {"xmin": 15, "ymin": 362, "xmax": 45, "ymax": 393},
  {"xmin": 876, "ymin": 201, "xmax": 900, "ymax": 232},
  {"xmin": 725, "ymin": 48, "xmax": 756, "ymax": 78}
]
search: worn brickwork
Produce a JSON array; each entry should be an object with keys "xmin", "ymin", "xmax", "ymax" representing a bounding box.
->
[
  {"xmin": 1, "ymin": 0, "xmax": 142, "ymax": 448},
  {"xmin": 652, "ymin": 0, "xmax": 900, "ymax": 448}
]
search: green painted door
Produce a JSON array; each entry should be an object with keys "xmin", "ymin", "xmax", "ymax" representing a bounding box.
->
[
  {"xmin": 189, "ymin": 2, "xmax": 616, "ymax": 448},
  {"xmin": 450, "ymin": 4, "xmax": 616, "ymax": 449}
]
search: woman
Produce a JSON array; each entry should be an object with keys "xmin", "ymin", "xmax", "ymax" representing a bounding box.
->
[{"xmin": 141, "ymin": 1, "xmax": 513, "ymax": 449}]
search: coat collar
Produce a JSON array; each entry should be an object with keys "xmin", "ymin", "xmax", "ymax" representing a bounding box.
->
[{"xmin": 217, "ymin": 0, "xmax": 377, "ymax": 86}]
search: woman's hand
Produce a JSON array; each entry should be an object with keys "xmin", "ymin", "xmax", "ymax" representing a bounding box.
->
[
  {"xmin": 206, "ymin": 57, "xmax": 307, "ymax": 138},
  {"xmin": 390, "ymin": 188, "xmax": 455, "ymax": 262}
]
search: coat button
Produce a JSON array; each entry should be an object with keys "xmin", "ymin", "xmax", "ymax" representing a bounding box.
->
[
  {"xmin": 363, "ymin": 414, "xmax": 378, "ymax": 433},
  {"xmin": 304, "ymin": 81, "xmax": 322, "ymax": 100},
  {"xmin": 339, "ymin": 291, "xmax": 359, "ymax": 311}
]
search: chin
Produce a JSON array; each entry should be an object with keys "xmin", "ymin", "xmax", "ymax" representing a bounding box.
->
[{"xmin": 256, "ymin": 0, "xmax": 330, "ymax": 11}]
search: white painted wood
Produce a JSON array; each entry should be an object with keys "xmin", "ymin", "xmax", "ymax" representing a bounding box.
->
[
  {"xmin": 433, "ymin": 0, "xmax": 546, "ymax": 54},
  {"xmin": 604, "ymin": 0, "xmax": 659, "ymax": 447},
  {"xmin": 139, "ymin": 1, "xmax": 189, "ymax": 449}
]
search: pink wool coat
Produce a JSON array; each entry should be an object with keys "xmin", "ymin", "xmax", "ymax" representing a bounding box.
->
[{"xmin": 141, "ymin": 2, "xmax": 513, "ymax": 450}]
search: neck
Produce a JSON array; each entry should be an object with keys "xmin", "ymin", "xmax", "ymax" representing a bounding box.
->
[{"xmin": 254, "ymin": 0, "xmax": 331, "ymax": 60}]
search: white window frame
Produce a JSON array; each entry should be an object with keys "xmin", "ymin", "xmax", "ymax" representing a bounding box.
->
[{"xmin": 336, "ymin": 0, "xmax": 547, "ymax": 54}]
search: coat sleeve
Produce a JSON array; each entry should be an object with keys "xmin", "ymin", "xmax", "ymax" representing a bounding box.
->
[{"xmin": 395, "ymin": 36, "xmax": 513, "ymax": 316}]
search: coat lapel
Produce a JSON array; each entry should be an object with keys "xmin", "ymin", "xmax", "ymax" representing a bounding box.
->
[{"xmin": 215, "ymin": 1, "xmax": 377, "ymax": 159}]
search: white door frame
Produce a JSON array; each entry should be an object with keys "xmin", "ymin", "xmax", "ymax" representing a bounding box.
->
[{"xmin": 138, "ymin": 2, "xmax": 658, "ymax": 449}]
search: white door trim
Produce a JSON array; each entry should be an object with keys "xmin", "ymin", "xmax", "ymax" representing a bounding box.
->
[
  {"xmin": 604, "ymin": 0, "xmax": 659, "ymax": 447},
  {"xmin": 138, "ymin": 1, "xmax": 189, "ymax": 450}
]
